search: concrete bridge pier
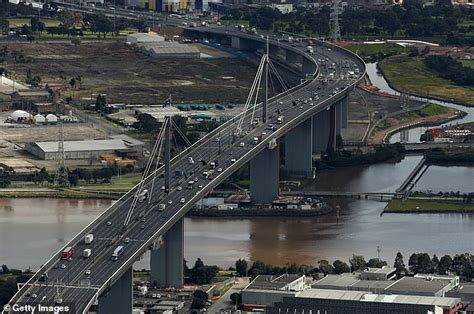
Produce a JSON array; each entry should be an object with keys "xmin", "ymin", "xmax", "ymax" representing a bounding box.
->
[
  {"xmin": 250, "ymin": 141, "xmax": 280, "ymax": 204},
  {"xmin": 97, "ymin": 266, "xmax": 133, "ymax": 314},
  {"xmin": 231, "ymin": 36, "xmax": 252, "ymax": 50},
  {"xmin": 284, "ymin": 117, "xmax": 313, "ymax": 177},
  {"xmin": 302, "ymin": 58, "xmax": 315, "ymax": 76},
  {"xmin": 150, "ymin": 218, "xmax": 184, "ymax": 288},
  {"xmin": 312, "ymin": 109, "xmax": 331, "ymax": 153},
  {"xmin": 340, "ymin": 95, "xmax": 349, "ymax": 129}
]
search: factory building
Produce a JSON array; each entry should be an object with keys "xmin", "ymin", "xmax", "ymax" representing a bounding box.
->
[{"xmin": 25, "ymin": 138, "xmax": 145, "ymax": 160}]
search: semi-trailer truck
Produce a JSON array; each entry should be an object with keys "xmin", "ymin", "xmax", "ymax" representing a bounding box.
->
[{"xmin": 61, "ymin": 246, "xmax": 73, "ymax": 260}]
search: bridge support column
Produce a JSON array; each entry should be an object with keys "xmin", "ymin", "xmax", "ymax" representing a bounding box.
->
[
  {"xmin": 231, "ymin": 36, "xmax": 252, "ymax": 50},
  {"xmin": 312, "ymin": 109, "xmax": 331, "ymax": 153},
  {"xmin": 97, "ymin": 266, "xmax": 132, "ymax": 314},
  {"xmin": 341, "ymin": 95, "xmax": 349, "ymax": 129},
  {"xmin": 250, "ymin": 142, "xmax": 280, "ymax": 204},
  {"xmin": 302, "ymin": 58, "xmax": 315, "ymax": 76},
  {"xmin": 284, "ymin": 117, "xmax": 313, "ymax": 178},
  {"xmin": 336, "ymin": 102, "xmax": 343, "ymax": 137},
  {"xmin": 150, "ymin": 218, "xmax": 184, "ymax": 288}
]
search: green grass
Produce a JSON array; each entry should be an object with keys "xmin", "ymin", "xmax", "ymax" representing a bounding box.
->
[
  {"xmin": 385, "ymin": 199, "xmax": 474, "ymax": 213},
  {"xmin": 379, "ymin": 56, "xmax": 474, "ymax": 106},
  {"xmin": 460, "ymin": 60, "xmax": 474, "ymax": 69},
  {"xmin": 218, "ymin": 270, "xmax": 236, "ymax": 277},
  {"xmin": 220, "ymin": 20, "xmax": 250, "ymax": 27},
  {"xmin": 7, "ymin": 18, "xmax": 61, "ymax": 27},
  {"xmin": 458, "ymin": 19, "xmax": 474, "ymax": 27},
  {"xmin": 77, "ymin": 175, "xmax": 142, "ymax": 192},
  {"xmin": 346, "ymin": 43, "xmax": 409, "ymax": 61},
  {"xmin": 419, "ymin": 103, "xmax": 450, "ymax": 116}
]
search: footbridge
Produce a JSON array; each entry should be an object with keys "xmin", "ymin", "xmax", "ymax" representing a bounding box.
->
[{"xmin": 5, "ymin": 26, "xmax": 365, "ymax": 314}]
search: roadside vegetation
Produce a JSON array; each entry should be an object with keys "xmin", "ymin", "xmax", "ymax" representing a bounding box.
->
[
  {"xmin": 345, "ymin": 43, "xmax": 409, "ymax": 62},
  {"xmin": 379, "ymin": 56, "xmax": 474, "ymax": 106},
  {"xmin": 424, "ymin": 147, "xmax": 474, "ymax": 164}
]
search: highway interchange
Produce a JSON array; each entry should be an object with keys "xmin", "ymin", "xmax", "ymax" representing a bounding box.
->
[{"xmin": 5, "ymin": 15, "xmax": 365, "ymax": 314}]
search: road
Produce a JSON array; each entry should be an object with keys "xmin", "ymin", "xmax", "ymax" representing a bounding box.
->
[
  {"xmin": 5, "ymin": 24, "xmax": 365, "ymax": 314},
  {"xmin": 208, "ymin": 277, "xmax": 250, "ymax": 314}
]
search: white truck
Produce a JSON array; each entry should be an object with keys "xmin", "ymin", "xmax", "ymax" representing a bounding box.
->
[
  {"xmin": 84, "ymin": 233, "xmax": 94, "ymax": 245},
  {"xmin": 83, "ymin": 249, "xmax": 92, "ymax": 258},
  {"xmin": 277, "ymin": 116, "xmax": 284, "ymax": 124},
  {"xmin": 306, "ymin": 46, "xmax": 314, "ymax": 54}
]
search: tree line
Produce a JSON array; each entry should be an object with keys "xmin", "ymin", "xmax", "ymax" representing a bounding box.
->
[
  {"xmin": 223, "ymin": 0, "xmax": 473, "ymax": 45},
  {"xmin": 424, "ymin": 55, "xmax": 474, "ymax": 87}
]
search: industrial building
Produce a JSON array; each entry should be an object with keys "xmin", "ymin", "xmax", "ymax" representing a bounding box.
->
[
  {"xmin": 138, "ymin": 41, "xmax": 201, "ymax": 58},
  {"xmin": 25, "ymin": 137, "xmax": 145, "ymax": 160},
  {"xmin": 126, "ymin": 33, "xmax": 165, "ymax": 44},
  {"xmin": 135, "ymin": 107, "xmax": 216, "ymax": 122},
  {"xmin": 265, "ymin": 289, "xmax": 462, "ymax": 314}
]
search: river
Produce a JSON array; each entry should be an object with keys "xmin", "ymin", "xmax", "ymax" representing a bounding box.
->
[
  {"xmin": 365, "ymin": 63, "xmax": 474, "ymax": 143},
  {"xmin": 1, "ymin": 155, "xmax": 473, "ymax": 270}
]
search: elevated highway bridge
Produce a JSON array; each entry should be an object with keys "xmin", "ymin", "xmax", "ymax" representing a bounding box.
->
[{"xmin": 5, "ymin": 26, "xmax": 365, "ymax": 314}]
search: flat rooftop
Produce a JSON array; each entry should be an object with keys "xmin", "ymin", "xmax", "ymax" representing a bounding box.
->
[
  {"xmin": 312, "ymin": 274, "xmax": 360, "ymax": 289},
  {"xmin": 298, "ymin": 289, "xmax": 460, "ymax": 308},
  {"xmin": 385, "ymin": 277, "xmax": 452, "ymax": 295},
  {"xmin": 364, "ymin": 266, "xmax": 396, "ymax": 275},
  {"xmin": 247, "ymin": 274, "xmax": 303, "ymax": 291},
  {"xmin": 34, "ymin": 139, "xmax": 128, "ymax": 153}
]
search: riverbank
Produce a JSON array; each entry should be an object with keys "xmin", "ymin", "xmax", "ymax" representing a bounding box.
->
[
  {"xmin": 188, "ymin": 206, "xmax": 332, "ymax": 218},
  {"xmin": 369, "ymin": 104, "xmax": 464, "ymax": 144},
  {"xmin": 0, "ymin": 188, "xmax": 120, "ymax": 199},
  {"xmin": 384, "ymin": 198, "xmax": 474, "ymax": 213},
  {"xmin": 378, "ymin": 56, "xmax": 474, "ymax": 107}
]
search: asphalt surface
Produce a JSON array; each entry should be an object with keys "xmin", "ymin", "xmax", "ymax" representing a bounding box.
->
[{"xmin": 5, "ymin": 22, "xmax": 365, "ymax": 314}]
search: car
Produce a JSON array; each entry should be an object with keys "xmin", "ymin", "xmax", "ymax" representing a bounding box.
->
[
  {"xmin": 194, "ymin": 178, "xmax": 199, "ymax": 183},
  {"xmin": 140, "ymin": 224, "xmax": 145, "ymax": 229},
  {"xmin": 107, "ymin": 221, "xmax": 112, "ymax": 226},
  {"xmin": 141, "ymin": 218, "xmax": 146, "ymax": 223},
  {"xmin": 124, "ymin": 237, "xmax": 131, "ymax": 243},
  {"xmin": 161, "ymin": 185, "xmax": 165, "ymax": 190},
  {"xmin": 267, "ymin": 124, "xmax": 274, "ymax": 130},
  {"xmin": 217, "ymin": 168, "xmax": 223, "ymax": 172},
  {"xmin": 55, "ymin": 298, "xmax": 63, "ymax": 305},
  {"xmin": 180, "ymin": 198, "xmax": 186, "ymax": 203},
  {"xmin": 53, "ymin": 265, "xmax": 59, "ymax": 269},
  {"xmin": 230, "ymin": 158, "xmax": 236, "ymax": 164},
  {"xmin": 177, "ymin": 186, "xmax": 183, "ymax": 191},
  {"xmin": 68, "ymin": 257, "xmax": 73, "ymax": 262},
  {"xmin": 299, "ymin": 106, "xmax": 303, "ymax": 109},
  {"xmin": 85, "ymin": 269, "xmax": 91, "ymax": 275},
  {"xmin": 215, "ymin": 137, "xmax": 220, "ymax": 142},
  {"xmin": 228, "ymin": 151, "xmax": 233, "ymax": 155},
  {"xmin": 168, "ymin": 200, "xmax": 173, "ymax": 205},
  {"xmin": 31, "ymin": 294, "xmax": 37, "ymax": 299},
  {"xmin": 198, "ymin": 184, "xmax": 203, "ymax": 189},
  {"xmin": 60, "ymin": 264, "xmax": 66, "ymax": 269},
  {"xmin": 239, "ymin": 142, "xmax": 245, "ymax": 147},
  {"xmin": 310, "ymin": 102, "xmax": 314, "ymax": 106}
]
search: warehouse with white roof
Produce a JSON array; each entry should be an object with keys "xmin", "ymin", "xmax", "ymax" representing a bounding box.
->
[{"xmin": 25, "ymin": 138, "xmax": 142, "ymax": 160}]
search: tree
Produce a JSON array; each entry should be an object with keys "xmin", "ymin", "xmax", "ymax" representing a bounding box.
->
[
  {"xmin": 190, "ymin": 290, "xmax": 208, "ymax": 310},
  {"xmin": 349, "ymin": 255, "xmax": 367, "ymax": 272},
  {"xmin": 30, "ymin": 17, "xmax": 45, "ymax": 34},
  {"xmin": 95, "ymin": 94, "xmax": 107, "ymax": 113},
  {"xmin": 230, "ymin": 292, "xmax": 242, "ymax": 305},
  {"xmin": 194, "ymin": 258, "xmax": 204, "ymax": 269},
  {"xmin": 393, "ymin": 252, "xmax": 406, "ymax": 278},
  {"xmin": 438, "ymin": 255, "xmax": 453, "ymax": 275},
  {"xmin": 318, "ymin": 260, "xmax": 335, "ymax": 275},
  {"xmin": 367, "ymin": 258, "xmax": 387, "ymax": 268},
  {"xmin": 235, "ymin": 259, "xmax": 248, "ymax": 277},
  {"xmin": 333, "ymin": 260, "xmax": 350, "ymax": 274},
  {"xmin": 0, "ymin": 170, "xmax": 11, "ymax": 188},
  {"xmin": 431, "ymin": 254, "xmax": 439, "ymax": 273},
  {"xmin": 71, "ymin": 37, "xmax": 82, "ymax": 46}
]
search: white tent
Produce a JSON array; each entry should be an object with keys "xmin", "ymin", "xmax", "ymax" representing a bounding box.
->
[
  {"xmin": 11, "ymin": 110, "xmax": 31, "ymax": 122},
  {"xmin": 34, "ymin": 114, "xmax": 46, "ymax": 124},
  {"xmin": 45, "ymin": 114, "xmax": 58, "ymax": 124}
]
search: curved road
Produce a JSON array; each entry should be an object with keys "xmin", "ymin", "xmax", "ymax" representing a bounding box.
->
[{"xmin": 5, "ymin": 26, "xmax": 365, "ymax": 314}]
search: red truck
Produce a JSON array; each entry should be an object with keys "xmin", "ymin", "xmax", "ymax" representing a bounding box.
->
[{"xmin": 61, "ymin": 246, "xmax": 74, "ymax": 260}]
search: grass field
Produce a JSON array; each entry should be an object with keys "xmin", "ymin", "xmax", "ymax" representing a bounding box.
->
[
  {"xmin": 7, "ymin": 17, "xmax": 61, "ymax": 27},
  {"xmin": 345, "ymin": 43, "xmax": 409, "ymax": 61},
  {"xmin": 460, "ymin": 59, "xmax": 474, "ymax": 69},
  {"xmin": 379, "ymin": 56, "xmax": 474, "ymax": 106},
  {"xmin": 385, "ymin": 199, "xmax": 474, "ymax": 213},
  {"xmin": 77, "ymin": 175, "xmax": 142, "ymax": 192}
]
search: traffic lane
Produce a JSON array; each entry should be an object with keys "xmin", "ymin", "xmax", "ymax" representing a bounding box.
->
[{"xmin": 15, "ymin": 45, "xmax": 348, "ymax": 306}]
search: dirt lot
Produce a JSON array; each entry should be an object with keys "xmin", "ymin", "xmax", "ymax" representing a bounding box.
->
[{"xmin": 1, "ymin": 41, "xmax": 256, "ymax": 104}]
